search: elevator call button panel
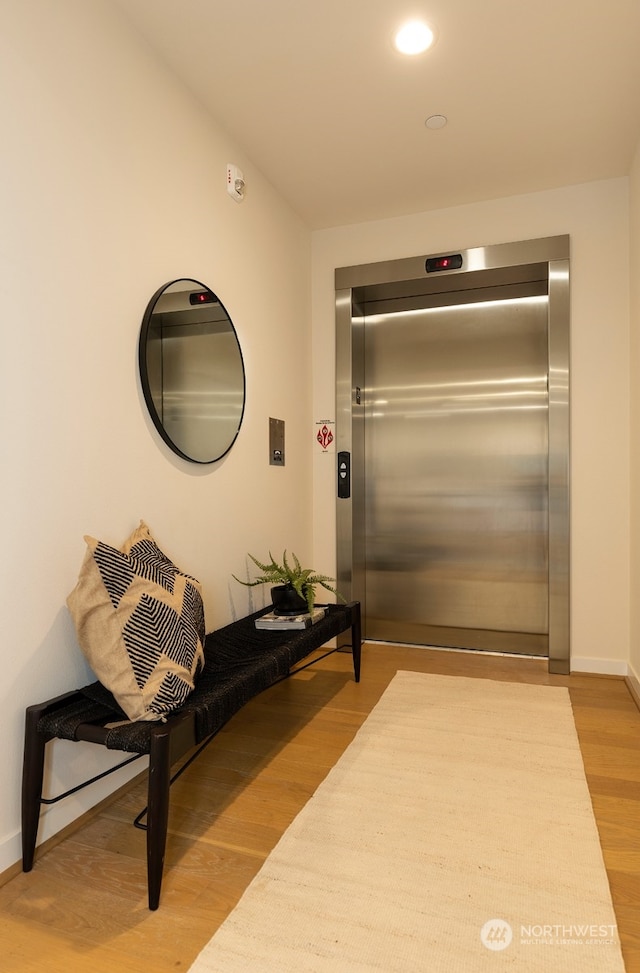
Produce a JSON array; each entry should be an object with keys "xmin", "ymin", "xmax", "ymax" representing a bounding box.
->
[{"xmin": 337, "ymin": 451, "xmax": 350, "ymax": 498}]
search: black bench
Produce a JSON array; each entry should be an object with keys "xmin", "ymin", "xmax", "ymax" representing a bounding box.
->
[{"xmin": 22, "ymin": 601, "xmax": 361, "ymax": 909}]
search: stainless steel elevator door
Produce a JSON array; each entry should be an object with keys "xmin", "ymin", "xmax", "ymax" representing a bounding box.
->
[{"xmin": 363, "ymin": 286, "xmax": 549, "ymax": 655}]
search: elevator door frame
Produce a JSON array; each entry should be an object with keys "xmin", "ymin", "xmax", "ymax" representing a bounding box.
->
[{"xmin": 335, "ymin": 236, "xmax": 570, "ymax": 674}]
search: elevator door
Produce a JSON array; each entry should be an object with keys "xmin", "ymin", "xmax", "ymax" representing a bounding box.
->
[{"xmin": 364, "ymin": 284, "xmax": 549, "ymax": 655}]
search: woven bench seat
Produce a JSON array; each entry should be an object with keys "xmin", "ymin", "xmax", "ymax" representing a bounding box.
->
[{"xmin": 22, "ymin": 601, "xmax": 361, "ymax": 909}]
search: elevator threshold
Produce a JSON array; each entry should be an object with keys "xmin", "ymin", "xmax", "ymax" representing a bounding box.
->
[
  {"xmin": 365, "ymin": 621, "xmax": 548, "ymax": 657},
  {"xmin": 366, "ymin": 639, "xmax": 547, "ymax": 661}
]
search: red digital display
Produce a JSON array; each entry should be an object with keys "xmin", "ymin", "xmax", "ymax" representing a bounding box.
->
[
  {"xmin": 425, "ymin": 254, "xmax": 463, "ymax": 273},
  {"xmin": 189, "ymin": 290, "xmax": 216, "ymax": 305}
]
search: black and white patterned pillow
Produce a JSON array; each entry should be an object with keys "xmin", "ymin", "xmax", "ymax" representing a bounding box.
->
[{"xmin": 67, "ymin": 522, "xmax": 205, "ymax": 722}]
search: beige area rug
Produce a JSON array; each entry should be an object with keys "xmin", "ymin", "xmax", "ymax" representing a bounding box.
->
[{"xmin": 188, "ymin": 671, "xmax": 626, "ymax": 972}]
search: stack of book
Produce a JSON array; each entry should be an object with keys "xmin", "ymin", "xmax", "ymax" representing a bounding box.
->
[{"xmin": 255, "ymin": 606, "xmax": 327, "ymax": 630}]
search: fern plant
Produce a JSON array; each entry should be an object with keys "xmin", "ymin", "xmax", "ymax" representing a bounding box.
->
[{"xmin": 233, "ymin": 551, "xmax": 342, "ymax": 614}]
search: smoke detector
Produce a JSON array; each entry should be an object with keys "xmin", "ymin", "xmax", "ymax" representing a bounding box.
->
[{"xmin": 226, "ymin": 164, "xmax": 245, "ymax": 202}]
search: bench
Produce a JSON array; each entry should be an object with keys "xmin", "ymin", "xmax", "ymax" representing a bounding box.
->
[{"xmin": 22, "ymin": 601, "xmax": 361, "ymax": 909}]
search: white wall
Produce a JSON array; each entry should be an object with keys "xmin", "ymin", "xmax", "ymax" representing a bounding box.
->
[
  {"xmin": 312, "ymin": 179, "xmax": 631, "ymax": 675},
  {"xmin": 0, "ymin": 0, "xmax": 313, "ymax": 871}
]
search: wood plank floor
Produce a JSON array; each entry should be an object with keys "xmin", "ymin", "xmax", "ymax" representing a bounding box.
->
[{"xmin": 2, "ymin": 642, "xmax": 639, "ymax": 972}]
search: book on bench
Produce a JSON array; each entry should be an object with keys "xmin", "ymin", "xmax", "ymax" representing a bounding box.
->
[{"xmin": 255, "ymin": 607, "xmax": 327, "ymax": 630}]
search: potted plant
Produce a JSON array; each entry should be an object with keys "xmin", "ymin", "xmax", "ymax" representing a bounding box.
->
[{"xmin": 233, "ymin": 551, "xmax": 343, "ymax": 615}]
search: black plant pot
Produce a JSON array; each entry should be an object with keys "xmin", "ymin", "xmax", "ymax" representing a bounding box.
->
[{"xmin": 271, "ymin": 584, "xmax": 308, "ymax": 616}]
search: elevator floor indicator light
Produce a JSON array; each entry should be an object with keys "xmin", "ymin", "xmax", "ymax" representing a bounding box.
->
[
  {"xmin": 426, "ymin": 254, "xmax": 463, "ymax": 273},
  {"xmin": 189, "ymin": 290, "xmax": 216, "ymax": 305}
]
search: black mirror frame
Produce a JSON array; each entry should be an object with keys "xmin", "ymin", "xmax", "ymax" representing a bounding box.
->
[{"xmin": 138, "ymin": 278, "xmax": 246, "ymax": 464}]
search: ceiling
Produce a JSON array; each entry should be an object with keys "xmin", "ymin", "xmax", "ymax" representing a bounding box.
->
[{"xmin": 114, "ymin": 0, "xmax": 640, "ymax": 230}]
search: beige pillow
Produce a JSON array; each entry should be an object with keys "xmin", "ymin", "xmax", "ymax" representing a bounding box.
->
[{"xmin": 67, "ymin": 521, "xmax": 205, "ymax": 722}]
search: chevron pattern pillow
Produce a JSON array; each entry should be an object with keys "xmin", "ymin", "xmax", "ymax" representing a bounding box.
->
[{"xmin": 67, "ymin": 521, "xmax": 205, "ymax": 722}]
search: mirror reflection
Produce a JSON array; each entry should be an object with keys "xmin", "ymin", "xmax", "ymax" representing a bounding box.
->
[{"xmin": 139, "ymin": 279, "xmax": 245, "ymax": 464}]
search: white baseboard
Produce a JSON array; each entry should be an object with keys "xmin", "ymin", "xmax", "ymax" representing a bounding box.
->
[
  {"xmin": 570, "ymin": 656, "xmax": 628, "ymax": 676},
  {"xmin": 625, "ymin": 663, "xmax": 640, "ymax": 710}
]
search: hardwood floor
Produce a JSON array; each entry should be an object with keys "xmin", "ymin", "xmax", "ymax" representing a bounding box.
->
[{"xmin": 2, "ymin": 643, "xmax": 640, "ymax": 972}]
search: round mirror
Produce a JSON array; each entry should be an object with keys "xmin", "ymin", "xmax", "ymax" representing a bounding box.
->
[{"xmin": 139, "ymin": 278, "xmax": 245, "ymax": 464}]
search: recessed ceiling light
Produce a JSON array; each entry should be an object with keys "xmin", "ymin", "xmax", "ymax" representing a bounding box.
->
[
  {"xmin": 425, "ymin": 114, "xmax": 447, "ymax": 129},
  {"xmin": 394, "ymin": 20, "xmax": 435, "ymax": 56}
]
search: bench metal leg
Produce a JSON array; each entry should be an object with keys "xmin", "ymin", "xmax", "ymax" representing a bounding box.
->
[
  {"xmin": 22, "ymin": 706, "xmax": 48, "ymax": 872},
  {"xmin": 147, "ymin": 726, "xmax": 172, "ymax": 910}
]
